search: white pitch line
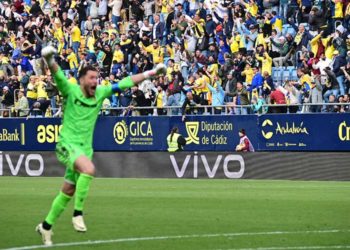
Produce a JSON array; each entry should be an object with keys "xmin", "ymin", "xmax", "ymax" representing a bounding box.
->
[
  {"xmin": 218, "ymin": 246, "xmax": 350, "ymax": 250},
  {"xmin": 2, "ymin": 229, "xmax": 349, "ymax": 250}
]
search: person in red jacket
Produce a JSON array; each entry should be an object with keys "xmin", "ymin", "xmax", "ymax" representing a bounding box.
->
[{"xmin": 270, "ymin": 86, "xmax": 287, "ymax": 113}]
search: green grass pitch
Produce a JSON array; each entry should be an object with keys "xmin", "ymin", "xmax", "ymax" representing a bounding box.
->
[{"xmin": 0, "ymin": 177, "xmax": 349, "ymax": 250}]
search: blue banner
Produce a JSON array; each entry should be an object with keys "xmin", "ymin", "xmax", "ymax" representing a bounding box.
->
[
  {"xmin": 257, "ymin": 114, "xmax": 350, "ymax": 151},
  {"xmin": 0, "ymin": 114, "xmax": 350, "ymax": 151},
  {"xmin": 0, "ymin": 116, "xmax": 258, "ymax": 151}
]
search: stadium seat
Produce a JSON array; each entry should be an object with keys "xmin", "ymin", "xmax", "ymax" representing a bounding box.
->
[
  {"xmin": 290, "ymin": 68, "xmax": 298, "ymax": 81},
  {"xmin": 286, "ymin": 27, "xmax": 296, "ymax": 36},
  {"xmin": 300, "ymin": 23, "xmax": 310, "ymax": 30},
  {"xmin": 272, "ymin": 67, "xmax": 282, "ymax": 84},
  {"xmin": 281, "ymin": 24, "xmax": 294, "ymax": 36},
  {"xmin": 282, "ymin": 24, "xmax": 290, "ymax": 35},
  {"xmin": 282, "ymin": 69, "xmax": 291, "ymax": 81}
]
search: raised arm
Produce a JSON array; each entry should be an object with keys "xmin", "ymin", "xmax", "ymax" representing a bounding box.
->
[
  {"xmin": 41, "ymin": 46, "xmax": 71, "ymax": 97},
  {"xmin": 342, "ymin": 67, "xmax": 350, "ymax": 82},
  {"xmin": 111, "ymin": 64, "xmax": 167, "ymax": 93}
]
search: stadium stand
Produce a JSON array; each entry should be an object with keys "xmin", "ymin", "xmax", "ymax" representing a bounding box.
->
[{"xmin": 0, "ymin": 0, "xmax": 350, "ymax": 117}]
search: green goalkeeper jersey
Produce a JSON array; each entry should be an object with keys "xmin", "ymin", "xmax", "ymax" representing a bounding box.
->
[{"xmin": 53, "ymin": 68, "xmax": 113, "ymax": 149}]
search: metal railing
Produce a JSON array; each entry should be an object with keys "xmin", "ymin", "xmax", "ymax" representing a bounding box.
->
[{"xmin": 0, "ymin": 103, "xmax": 348, "ymax": 118}]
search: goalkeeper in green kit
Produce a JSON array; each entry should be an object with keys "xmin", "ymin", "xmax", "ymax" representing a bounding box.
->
[{"xmin": 36, "ymin": 46, "xmax": 166, "ymax": 246}]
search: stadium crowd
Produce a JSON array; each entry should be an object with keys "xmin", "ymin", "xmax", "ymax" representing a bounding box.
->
[{"xmin": 0, "ymin": 0, "xmax": 350, "ymax": 117}]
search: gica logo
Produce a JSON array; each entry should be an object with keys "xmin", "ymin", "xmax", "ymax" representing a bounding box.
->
[
  {"xmin": 113, "ymin": 121, "xmax": 128, "ymax": 144},
  {"xmin": 113, "ymin": 120, "xmax": 154, "ymax": 145},
  {"xmin": 0, "ymin": 152, "xmax": 44, "ymax": 176}
]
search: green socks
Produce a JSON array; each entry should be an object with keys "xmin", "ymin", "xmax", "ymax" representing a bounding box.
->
[
  {"xmin": 74, "ymin": 173, "xmax": 94, "ymax": 212},
  {"xmin": 44, "ymin": 174, "xmax": 93, "ymax": 227},
  {"xmin": 45, "ymin": 191, "xmax": 72, "ymax": 225}
]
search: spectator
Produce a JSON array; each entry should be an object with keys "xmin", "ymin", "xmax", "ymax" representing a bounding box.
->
[
  {"xmin": 1, "ymin": 86, "xmax": 14, "ymax": 117},
  {"xmin": 227, "ymin": 82, "xmax": 250, "ymax": 115},
  {"xmin": 165, "ymin": 5, "xmax": 175, "ymax": 37},
  {"xmin": 152, "ymin": 14, "xmax": 165, "ymax": 41},
  {"xmin": 326, "ymin": 94, "xmax": 338, "ymax": 112},
  {"xmin": 324, "ymin": 66, "xmax": 341, "ymax": 102},
  {"xmin": 119, "ymin": 88, "xmax": 133, "ymax": 108},
  {"xmin": 26, "ymin": 76, "xmax": 38, "ymax": 108},
  {"xmin": 207, "ymin": 76, "xmax": 225, "ymax": 114},
  {"xmin": 140, "ymin": 39, "xmax": 164, "ymax": 64},
  {"xmin": 181, "ymin": 91, "xmax": 201, "ymax": 121},
  {"xmin": 131, "ymin": 85, "xmax": 152, "ymax": 116},
  {"xmin": 36, "ymin": 75, "xmax": 48, "ymax": 101},
  {"xmin": 15, "ymin": 89, "xmax": 29, "ymax": 117},
  {"xmin": 45, "ymin": 76, "xmax": 59, "ymax": 114},
  {"xmin": 256, "ymin": 52, "xmax": 272, "ymax": 77},
  {"xmin": 205, "ymin": 14, "xmax": 216, "ymax": 38},
  {"xmin": 70, "ymin": 22, "xmax": 82, "ymax": 57},
  {"xmin": 309, "ymin": 76, "xmax": 323, "ymax": 113},
  {"xmin": 248, "ymin": 66, "xmax": 264, "ymax": 94},
  {"xmin": 28, "ymin": 99, "xmax": 51, "ymax": 117},
  {"xmin": 270, "ymin": 86, "xmax": 287, "ymax": 113},
  {"xmin": 223, "ymin": 71, "xmax": 236, "ymax": 102},
  {"xmin": 313, "ymin": 53, "xmax": 331, "ymax": 85},
  {"xmin": 308, "ymin": 6, "xmax": 327, "ymax": 33},
  {"xmin": 339, "ymin": 94, "xmax": 350, "ymax": 113},
  {"xmin": 142, "ymin": 0, "xmax": 155, "ymax": 24},
  {"xmin": 282, "ymin": 81, "xmax": 300, "ymax": 113},
  {"xmin": 331, "ymin": 50, "xmax": 347, "ymax": 96},
  {"xmin": 156, "ymin": 85, "xmax": 166, "ymax": 115},
  {"xmin": 0, "ymin": 52, "xmax": 14, "ymax": 78},
  {"xmin": 166, "ymin": 89, "xmax": 179, "ymax": 115},
  {"xmin": 291, "ymin": 22, "xmax": 314, "ymax": 52},
  {"xmin": 251, "ymin": 96, "xmax": 268, "ymax": 114},
  {"xmin": 272, "ymin": 36, "xmax": 290, "ymax": 67},
  {"xmin": 68, "ymin": 71, "xmax": 78, "ymax": 85}
]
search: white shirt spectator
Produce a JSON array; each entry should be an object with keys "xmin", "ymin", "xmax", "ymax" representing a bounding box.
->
[
  {"xmin": 140, "ymin": 23, "xmax": 153, "ymax": 38},
  {"xmin": 279, "ymin": 85, "xmax": 299, "ymax": 105},
  {"xmin": 68, "ymin": 8, "xmax": 78, "ymax": 20},
  {"xmin": 88, "ymin": 0, "xmax": 99, "ymax": 18},
  {"xmin": 174, "ymin": 49, "xmax": 181, "ymax": 64},
  {"xmin": 109, "ymin": 0, "xmax": 123, "ymax": 17},
  {"xmin": 98, "ymin": 0, "xmax": 108, "ymax": 16},
  {"xmin": 184, "ymin": 27, "xmax": 197, "ymax": 53},
  {"xmin": 84, "ymin": 19, "xmax": 93, "ymax": 32},
  {"xmin": 313, "ymin": 58, "xmax": 331, "ymax": 76},
  {"xmin": 142, "ymin": 0, "xmax": 155, "ymax": 17},
  {"xmin": 189, "ymin": 0, "xmax": 199, "ymax": 11},
  {"xmin": 270, "ymin": 35, "xmax": 281, "ymax": 53}
]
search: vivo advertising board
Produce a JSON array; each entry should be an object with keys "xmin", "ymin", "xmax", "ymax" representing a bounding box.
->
[{"xmin": 1, "ymin": 152, "xmax": 350, "ymax": 181}]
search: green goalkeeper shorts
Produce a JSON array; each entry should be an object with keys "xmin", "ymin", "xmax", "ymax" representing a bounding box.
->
[{"xmin": 56, "ymin": 142, "xmax": 93, "ymax": 185}]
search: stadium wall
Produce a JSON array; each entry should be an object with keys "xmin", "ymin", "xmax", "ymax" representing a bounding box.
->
[
  {"xmin": 0, "ymin": 114, "xmax": 350, "ymax": 151},
  {"xmin": 1, "ymin": 151, "xmax": 349, "ymax": 180}
]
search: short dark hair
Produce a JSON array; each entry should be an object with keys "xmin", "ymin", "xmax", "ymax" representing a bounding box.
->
[{"xmin": 78, "ymin": 65, "xmax": 98, "ymax": 79}]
